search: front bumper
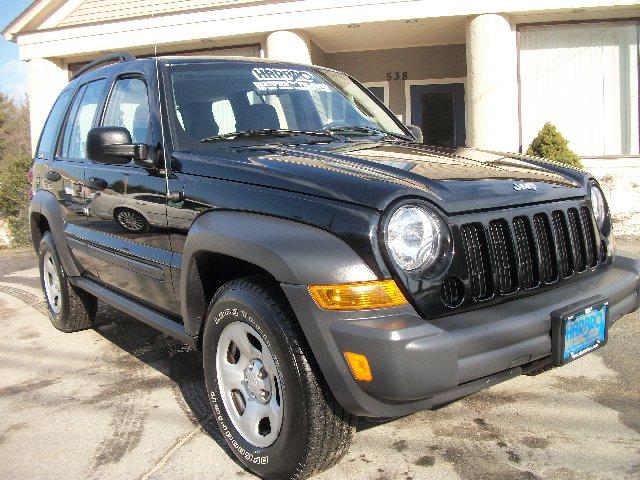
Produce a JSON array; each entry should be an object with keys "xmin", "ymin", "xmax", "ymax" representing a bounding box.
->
[{"xmin": 281, "ymin": 252, "xmax": 640, "ymax": 418}]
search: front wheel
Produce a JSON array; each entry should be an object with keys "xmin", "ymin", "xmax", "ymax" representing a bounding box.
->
[{"xmin": 202, "ymin": 277, "xmax": 354, "ymax": 479}]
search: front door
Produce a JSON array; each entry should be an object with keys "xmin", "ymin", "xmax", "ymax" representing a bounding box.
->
[
  {"xmin": 410, "ymin": 83, "xmax": 466, "ymax": 148},
  {"xmin": 82, "ymin": 69, "xmax": 179, "ymax": 315}
]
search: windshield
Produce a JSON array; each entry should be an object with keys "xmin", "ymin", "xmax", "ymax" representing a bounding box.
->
[{"xmin": 164, "ymin": 61, "xmax": 408, "ymax": 150}]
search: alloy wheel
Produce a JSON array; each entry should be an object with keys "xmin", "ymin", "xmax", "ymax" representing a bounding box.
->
[{"xmin": 116, "ymin": 210, "xmax": 145, "ymax": 232}]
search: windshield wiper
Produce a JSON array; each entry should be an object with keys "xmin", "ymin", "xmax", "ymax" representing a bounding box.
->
[
  {"xmin": 326, "ymin": 125, "xmax": 412, "ymax": 142},
  {"xmin": 202, "ymin": 128, "xmax": 337, "ymax": 142}
]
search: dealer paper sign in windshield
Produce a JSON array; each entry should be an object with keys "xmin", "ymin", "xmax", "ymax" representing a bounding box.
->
[{"xmin": 252, "ymin": 68, "xmax": 331, "ymax": 92}]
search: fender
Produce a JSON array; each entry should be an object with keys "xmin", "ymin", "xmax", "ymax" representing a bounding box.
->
[
  {"xmin": 180, "ymin": 211, "xmax": 377, "ymax": 337},
  {"xmin": 29, "ymin": 190, "xmax": 81, "ymax": 277}
]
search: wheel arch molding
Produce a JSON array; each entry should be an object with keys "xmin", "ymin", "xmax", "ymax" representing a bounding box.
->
[
  {"xmin": 180, "ymin": 211, "xmax": 377, "ymax": 338},
  {"xmin": 29, "ymin": 190, "xmax": 81, "ymax": 277}
]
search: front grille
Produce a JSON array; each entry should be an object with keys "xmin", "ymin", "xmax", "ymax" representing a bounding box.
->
[{"xmin": 458, "ymin": 205, "xmax": 602, "ymax": 305}]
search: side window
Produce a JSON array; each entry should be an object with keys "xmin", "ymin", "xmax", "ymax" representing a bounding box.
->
[
  {"xmin": 36, "ymin": 90, "xmax": 72, "ymax": 160},
  {"xmin": 102, "ymin": 77, "xmax": 150, "ymax": 144},
  {"xmin": 60, "ymin": 79, "xmax": 106, "ymax": 160}
]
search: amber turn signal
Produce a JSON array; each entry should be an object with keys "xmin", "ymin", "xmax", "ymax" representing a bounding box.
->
[
  {"xmin": 343, "ymin": 351, "xmax": 373, "ymax": 382},
  {"xmin": 308, "ymin": 279, "xmax": 407, "ymax": 311}
]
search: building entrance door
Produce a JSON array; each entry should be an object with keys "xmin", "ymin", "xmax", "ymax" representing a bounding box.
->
[{"xmin": 410, "ymin": 83, "xmax": 465, "ymax": 147}]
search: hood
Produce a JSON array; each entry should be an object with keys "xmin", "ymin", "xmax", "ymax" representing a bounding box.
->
[{"xmin": 172, "ymin": 141, "xmax": 588, "ymax": 213}]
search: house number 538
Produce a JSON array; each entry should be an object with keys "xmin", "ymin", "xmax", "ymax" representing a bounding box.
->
[{"xmin": 387, "ymin": 72, "xmax": 408, "ymax": 81}]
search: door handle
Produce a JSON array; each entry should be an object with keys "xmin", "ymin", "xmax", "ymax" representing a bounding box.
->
[
  {"xmin": 85, "ymin": 177, "xmax": 108, "ymax": 190},
  {"xmin": 45, "ymin": 171, "xmax": 61, "ymax": 182}
]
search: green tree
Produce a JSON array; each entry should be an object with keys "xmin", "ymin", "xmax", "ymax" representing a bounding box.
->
[
  {"xmin": 0, "ymin": 153, "xmax": 31, "ymax": 216},
  {"xmin": 0, "ymin": 92, "xmax": 32, "ymax": 246},
  {"xmin": 526, "ymin": 122, "xmax": 582, "ymax": 168}
]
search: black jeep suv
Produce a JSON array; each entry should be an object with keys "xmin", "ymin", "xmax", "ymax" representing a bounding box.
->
[{"xmin": 29, "ymin": 53, "xmax": 640, "ymax": 479}]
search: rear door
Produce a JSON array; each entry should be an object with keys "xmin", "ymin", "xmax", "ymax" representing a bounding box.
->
[
  {"xmin": 49, "ymin": 78, "xmax": 109, "ymax": 278},
  {"xmin": 82, "ymin": 63, "xmax": 179, "ymax": 315}
]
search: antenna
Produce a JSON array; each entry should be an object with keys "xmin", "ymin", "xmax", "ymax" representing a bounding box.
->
[{"xmin": 152, "ymin": 8, "xmax": 157, "ymax": 56}]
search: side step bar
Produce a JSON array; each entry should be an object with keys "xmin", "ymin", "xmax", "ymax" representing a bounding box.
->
[{"xmin": 71, "ymin": 277, "xmax": 196, "ymax": 348}]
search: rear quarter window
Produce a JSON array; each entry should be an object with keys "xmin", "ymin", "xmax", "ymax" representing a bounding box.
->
[
  {"xmin": 60, "ymin": 79, "xmax": 107, "ymax": 161},
  {"xmin": 35, "ymin": 90, "xmax": 72, "ymax": 160}
]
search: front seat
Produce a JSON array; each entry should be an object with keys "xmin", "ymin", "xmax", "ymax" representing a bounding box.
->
[
  {"xmin": 236, "ymin": 103, "xmax": 280, "ymax": 131},
  {"xmin": 179, "ymin": 102, "xmax": 220, "ymax": 140}
]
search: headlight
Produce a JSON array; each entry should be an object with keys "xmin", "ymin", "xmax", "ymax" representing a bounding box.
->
[
  {"xmin": 590, "ymin": 183, "xmax": 608, "ymax": 233},
  {"xmin": 386, "ymin": 205, "xmax": 449, "ymax": 272}
]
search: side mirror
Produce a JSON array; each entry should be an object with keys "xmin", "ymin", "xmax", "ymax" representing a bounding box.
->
[
  {"xmin": 87, "ymin": 127, "xmax": 149, "ymax": 165},
  {"xmin": 405, "ymin": 125, "xmax": 423, "ymax": 143}
]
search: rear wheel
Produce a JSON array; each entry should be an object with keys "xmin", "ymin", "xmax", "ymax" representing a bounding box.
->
[
  {"xmin": 39, "ymin": 232, "xmax": 97, "ymax": 332},
  {"xmin": 202, "ymin": 277, "xmax": 354, "ymax": 479}
]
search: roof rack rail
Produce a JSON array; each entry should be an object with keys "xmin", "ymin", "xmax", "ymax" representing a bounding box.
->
[{"xmin": 72, "ymin": 52, "xmax": 136, "ymax": 79}]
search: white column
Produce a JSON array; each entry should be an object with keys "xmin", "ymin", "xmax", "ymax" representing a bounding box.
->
[
  {"xmin": 265, "ymin": 30, "xmax": 311, "ymax": 65},
  {"xmin": 465, "ymin": 14, "xmax": 519, "ymax": 152},
  {"xmin": 27, "ymin": 58, "xmax": 69, "ymax": 154}
]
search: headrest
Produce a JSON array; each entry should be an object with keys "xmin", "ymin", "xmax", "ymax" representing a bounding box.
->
[
  {"xmin": 131, "ymin": 104, "xmax": 150, "ymax": 143},
  {"xmin": 237, "ymin": 103, "xmax": 280, "ymax": 131},
  {"xmin": 179, "ymin": 102, "xmax": 219, "ymax": 140}
]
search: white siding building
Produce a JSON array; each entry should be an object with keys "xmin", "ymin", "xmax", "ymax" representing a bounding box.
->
[{"xmin": 3, "ymin": 0, "xmax": 640, "ymax": 166}]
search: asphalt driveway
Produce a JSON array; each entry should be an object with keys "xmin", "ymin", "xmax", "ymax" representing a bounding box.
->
[{"xmin": 0, "ymin": 238, "xmax": 639, "ymax": 480}]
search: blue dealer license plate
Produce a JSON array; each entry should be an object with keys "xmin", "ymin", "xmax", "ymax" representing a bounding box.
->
[{"xmin": 559, "ymin": 302, "xmax": 608, "ymax": 364}]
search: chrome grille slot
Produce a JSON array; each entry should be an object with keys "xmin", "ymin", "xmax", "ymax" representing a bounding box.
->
[
  {"xmin": 488, "ymin": 219, "xmax": 518, "ymax": 294},
  {"xmin": 512, "ymin": 216, "xmax": 540, "ymax": 289},
  {"xmin": 567, "ymin": 208, "xmax": 587, "ymax": 272},
  {"xmin": 551, "ymin": 210, "xmax": 574, "ymax": 278},
  {"xmin": 460, "ymin": 223, "xmax": 493, "ymax": 301},
  {"xmin": 533, "ymin": 213, "xmax": 558, "ymax": 283},
  {"xmin": 441, "ymin": 276, "xmax": 465, "ymax": 308},
  {"xmin": 580, "ymin": 206, "xmax": 598, "ymax": 268}
]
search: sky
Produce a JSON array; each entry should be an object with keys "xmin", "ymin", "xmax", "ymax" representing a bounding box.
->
[{"xmin": 0, "ymin": 0, "xmax": 32, "ymax": 99}]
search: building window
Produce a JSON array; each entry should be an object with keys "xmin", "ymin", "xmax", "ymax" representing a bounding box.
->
[
  {"xmin": 520, "ymin": 21, "xmax": 639, "ymax": 158},
  {"xmin": 363, "ymin": 82, "xmax": 389, "ymax": 107}
]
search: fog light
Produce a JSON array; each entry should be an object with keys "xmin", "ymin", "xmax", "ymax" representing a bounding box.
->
[
  {"xmin": 343, "ymin": 351, "xmax": 373, "ymax": 382},
  {"xmin": 308, "ymin": 279, "xmax": 407, "ymax": 310}
]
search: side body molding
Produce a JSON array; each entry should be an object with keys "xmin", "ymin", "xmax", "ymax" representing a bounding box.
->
[
  {"xmin": 180, "ymin": 211, "xmax": 377, "ymax": 337},
  {"xmin": 29, "ymin": 190, "xmax": 81, "ymax": 277}
]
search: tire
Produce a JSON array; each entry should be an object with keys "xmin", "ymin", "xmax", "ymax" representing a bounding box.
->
[
  {"xmin": 39, "ymin": 232, "xmax": 97, "ymax": 332},
  {"xmin": 202, "ymin": 276, "xmax": 355, "ymax": 479},
  {"xmin": 114, "ymin": 208, "xmax": 149, "ymax": 233}
]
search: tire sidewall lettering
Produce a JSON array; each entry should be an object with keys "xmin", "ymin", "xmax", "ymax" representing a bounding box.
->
[
  {"xmin": 210, "ymin": 305, "xmax": 285, "ymax": 394},
  {"xmin": 208, "ymin": 388, "xmax": 269, "ymax": 465}
]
